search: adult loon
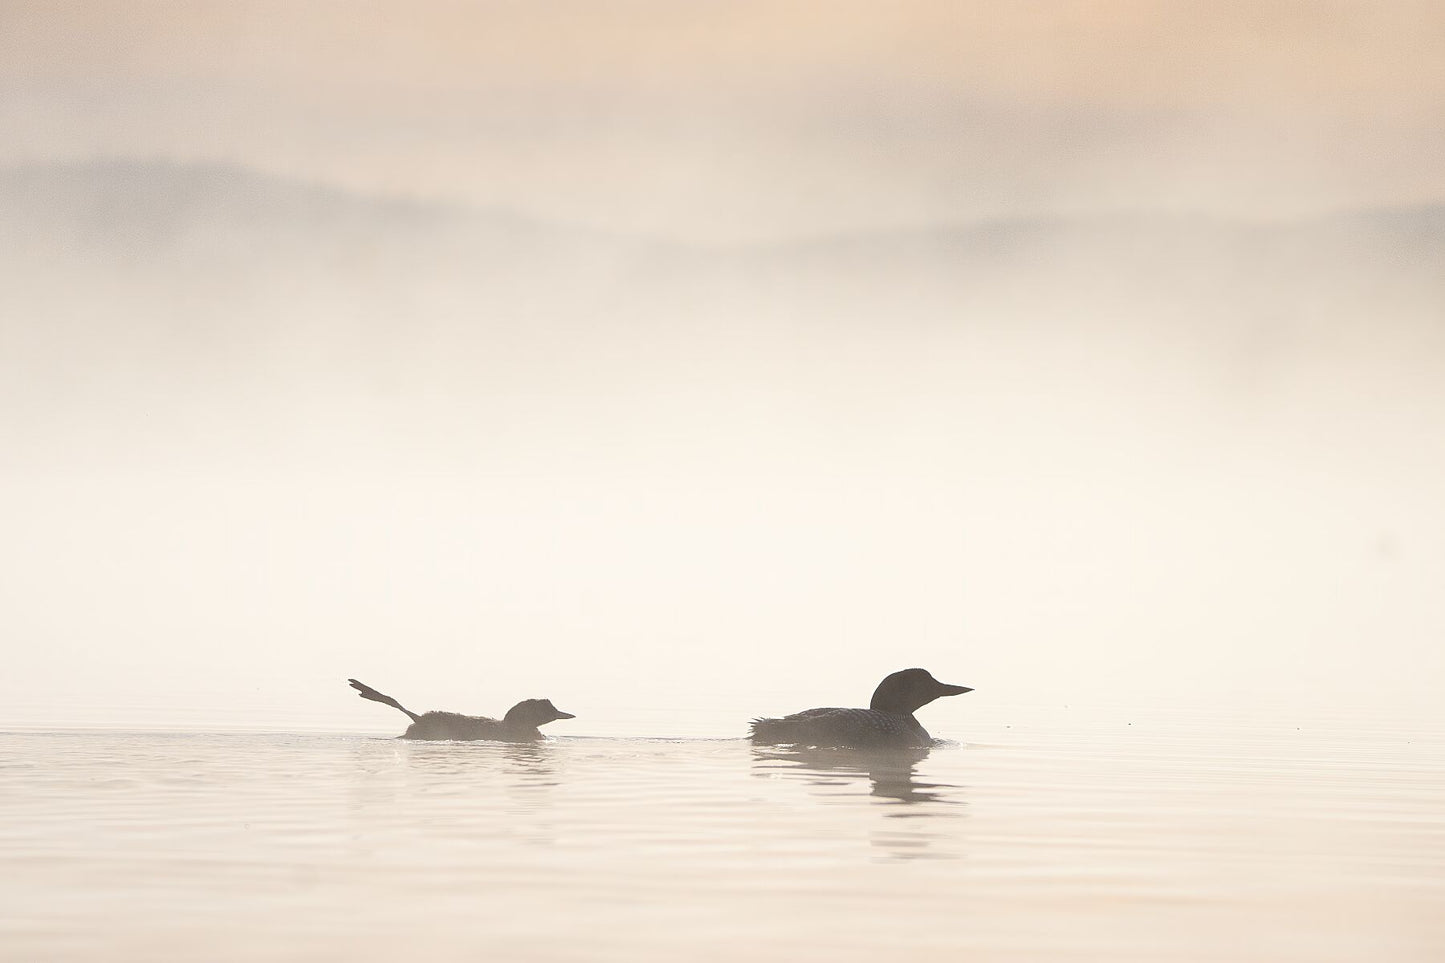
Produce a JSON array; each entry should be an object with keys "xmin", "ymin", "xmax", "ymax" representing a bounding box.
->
[
  {"xmin": 347, "ymin": 678, "xmax": 575, "ymax": 741},
  {"xmin": 748, "ymin": 668, "xmax": 972, "ymax": 749}
]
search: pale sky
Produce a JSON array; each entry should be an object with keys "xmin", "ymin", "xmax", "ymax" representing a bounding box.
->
[
  {"xmin": 1, "ymin": 3, "xmax": 1442, "ymax": 731},
  {"xmin": 4, "ymin": 0, "xmax": 1443, "ymax": 238}
]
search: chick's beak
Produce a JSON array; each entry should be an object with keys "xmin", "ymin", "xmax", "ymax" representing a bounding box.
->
[{"xmin": 554, "ymin": 710, "xmax": 577, "ymax": 720}]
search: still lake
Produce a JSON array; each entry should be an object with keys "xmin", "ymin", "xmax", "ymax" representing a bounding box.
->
[{"xmin": 2, "ymin": 705, "xmax": 1442, "ymax": 962}]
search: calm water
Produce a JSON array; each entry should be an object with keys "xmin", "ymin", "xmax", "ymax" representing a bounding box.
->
[{"xmin": 2, "ymin": 709, "xmax": 1442, "ymax": 962}]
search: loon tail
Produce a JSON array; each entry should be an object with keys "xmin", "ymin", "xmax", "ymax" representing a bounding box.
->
[
  {"xmin": 348, "ymin": 678, "xmax": 421, "ymax": 723},
  {"xmin": 748, "ymin": 716, "xmax": 791, "ymax": 744}
]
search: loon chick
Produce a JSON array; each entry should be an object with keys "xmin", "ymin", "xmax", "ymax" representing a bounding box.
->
[
  {"xmin": 749, "ymin": 668, "xmax": 972, "ymax": 749},
  {"xmin": 347, "ymin": 678, "xmax": 574, "ymax": 742}
]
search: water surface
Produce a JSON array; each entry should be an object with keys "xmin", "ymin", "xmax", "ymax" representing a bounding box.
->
[{"xmin": 2, "ymin": 710, "xmax": 1441, "ymax": 961}]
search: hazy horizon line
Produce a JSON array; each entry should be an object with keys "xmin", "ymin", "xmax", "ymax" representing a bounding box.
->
[{"xmin": 9, "ymin": 153, "xmax": 1445, "ymax": 250}]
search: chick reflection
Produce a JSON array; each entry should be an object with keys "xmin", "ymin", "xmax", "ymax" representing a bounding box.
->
[
  {"xmin": 751, "ymin": 745, "xmax": 961, "ymax": 806},
  {"xmin": 352, "ymin": 734, "xmax": 559, "ymax": 786},
  {"xmin": 401, "ymin": 740, "xmax": 562, "ymax": 790}
]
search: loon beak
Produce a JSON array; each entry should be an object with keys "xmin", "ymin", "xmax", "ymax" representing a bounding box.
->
[
  {"xmin": 554, "ymin": 710, "xmax": 577, "ymax": 720},
  {"xmin": 938, "ymin": 683, "xmax": 973, "ymax": 697}
]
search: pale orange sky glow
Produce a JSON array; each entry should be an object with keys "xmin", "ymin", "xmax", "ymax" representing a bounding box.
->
[{"xmin": 4, "ymin": 0, "xmax": 1443, "ymax": 238}]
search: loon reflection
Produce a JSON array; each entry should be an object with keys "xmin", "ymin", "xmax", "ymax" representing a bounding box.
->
[{"xmin": 752, "ymin": 745, "xmax": 962, "ymax": 806}]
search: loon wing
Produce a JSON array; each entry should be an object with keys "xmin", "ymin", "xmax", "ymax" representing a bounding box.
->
[
  {"xmin": 751, "ymin": 707, "xmax": 927, "ymax": 748},
  {"xmin": 749, "ymin": 706, "xmax": 848, "ymax": 744},
  {"xmin": 784, "ymin": 707, "xmax": 846, "ymax": 720}
]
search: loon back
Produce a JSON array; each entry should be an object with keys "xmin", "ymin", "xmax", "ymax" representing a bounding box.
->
[
  {"xmin": 402, "ymin": 711, "xmax": 509, "ymax": 741},
  {"xmin": 749, "ymin": 707, "xmax": 934, "ymax": 749}
]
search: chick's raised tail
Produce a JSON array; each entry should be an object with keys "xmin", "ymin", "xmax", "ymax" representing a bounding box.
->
[{"xmin": 348, "ymin": 678, "xmax": 421, "ymax": 723}]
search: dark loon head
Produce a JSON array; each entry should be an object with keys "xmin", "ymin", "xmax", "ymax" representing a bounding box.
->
[
  {"xmin": 869, "ymin": 668, "xmax": 972, "ymax": 714},
  {"xmin": 503, "ymin": 698, "xmax": 576, "ymax": 729}
]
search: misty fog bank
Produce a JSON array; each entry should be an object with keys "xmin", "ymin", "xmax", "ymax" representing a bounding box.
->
[{"xmin": 2, "ymin": 160, "xmax": 1442, "ymax": 728}]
